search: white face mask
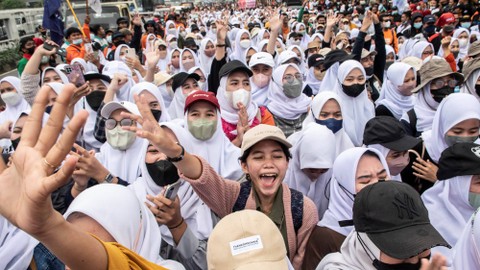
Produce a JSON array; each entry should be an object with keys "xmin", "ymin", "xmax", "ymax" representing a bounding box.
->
[
  {"xmin": 383, "ymin": 21, "xmax": 391, "ymax": 28},
  {"xmin": 289, "ymin": 38, "xmax": 301, "ymax": 46},
  {"xmin": 1, "ymin": 92, "xmax": 22, "ymax": 107},
  {"xmin": 197, "ymin": 81, "xmax": 205, "ymax": 90},
  {"xmin": 180, "ymin": 31, "xmax": 187, "ymax": 37},
  {"xmin": 458, "ymin": 38, "xmax": 469, "ymax": 48},
  {"xmin": 226, "ymin": 88, "xmax": 251, "ymax": 109},
  {"xmin": 252, "ymin": 73, "xmax": 270, "ymax": 88},
  {"xmin": 169, "ymin": 41, "xmax": 178, "ymax": 49},
  {"xmin": 182, "ymin": 58, "xmax": 195, "ymax": 70},
  {"xmin": 73, "ymin": 38, "xmax": 83, "ymax": 45},
  {"xmin": 120, "ymin": 56, "xmax": 127, "ymax": 62},
  {"xmin": 106, "ymin": 35, "xmax": 112, "ymax": 43},
  {"xmin": 239, "ymin": 40, "xmax": 251, "ymax": 49},
  {"xmin": 168, "ymin": 28, "xmax": 177, "ymax": 35},
  {"xmin": 342, "ymin": 25, "xmax": 350, "ymax": 31},
  {"xmin": 106, "ymin": 126, "xmax": 136, "ymax": 150}
]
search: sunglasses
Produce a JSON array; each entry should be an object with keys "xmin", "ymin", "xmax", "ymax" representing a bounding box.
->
[{"xmin": 105, "ymin": 118, "xmax": 134, "ymax": 130}]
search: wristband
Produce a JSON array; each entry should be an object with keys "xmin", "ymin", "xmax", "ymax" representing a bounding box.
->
[
  {"xmin": 166, "ymin": 143, "xmax": 185, "ymax": 163},
  {"xmin": 216, "ymin": 44, "xmax": 226, "ymax": 47},
  {"xmin": 168, "ymin": 218, "xmax": 184, "ymax": 230}
]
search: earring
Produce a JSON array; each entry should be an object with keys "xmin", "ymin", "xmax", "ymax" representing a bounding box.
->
[{"xmin": 246, "ymin": 173, "xmax": 251, "ymax": 181}]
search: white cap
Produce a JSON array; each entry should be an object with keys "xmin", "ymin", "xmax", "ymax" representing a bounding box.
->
[
  {"xmin": 101, "ymin": 101, "xmax": 140, "ymax": 118},
  {"xmin": 249, "ymin": 52, "xmax": 275, "ymax": 68},
  {"xmin": 277, "ymin": 50, "xmax": 301, "ymax": 66}
]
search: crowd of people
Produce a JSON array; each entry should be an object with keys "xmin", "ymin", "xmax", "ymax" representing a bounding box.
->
[{"xmin": 1, "ymin": 0, "xmax": 480, "ymax": 269}]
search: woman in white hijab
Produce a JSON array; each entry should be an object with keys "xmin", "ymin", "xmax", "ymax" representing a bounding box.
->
[
  {"xmin": 297, "ymin": 91, "xmax": 354, "ymax": 155},
  {"xmin": 295, "ymin": 23, "xmax": 311, "ymax": 50},
  {"xmin": 188, "ymin": 66, "xmax": 208, "ymax": 91},
  {"xmin": 113, "ymin": 44, "xmax": 130, "ymax": 62},
  {"xmin": 333, "ymin": 60, "xmax": 375, "ymax": 146},
  {"xmin": 64, "ymin": 184, "xmax": 184, "ymax": 269},
  {"xmin": 40, "ymin": 66, "xmax": 69, "ymax": 85},
  {"xmin": 179, "ymin": 48, "xmax": 200, "ymax": 72},
  {"xmin": 284, "ymin": 123, "xmax": 336, "ymax": 219},
  {"xmin": 167, "ymin": 48, "xmax": 182, "ymax": 75},
  {"xmin": 0, "ymin": 76, "xmax": 31, "ymax": 126},
  {"xmin": 165, "ymin": 20, "xmax": 178, "ymax": 38},
  {"xmin": 460, "ymin": 58, "xmax": 480, "ymax": 101},
  {"xmin": 168, "ymin": 72, "xmax": 203, "ymax": 120},
  {"xmin": 452, "ymin": 208, "xmax": 480, "ymax": 270},
  {"xmin": 303, "ymin": 147, "xmax": 391, "ymax": 269},
  {"xmin": 411, "ymin": 41, "xmax": 435, "ymax": 60},
  {"xmin": 452, "ymin": 28, "xmax": 470, "ymax": 60},
  {"xmin": 129, "ymin": 122, "xmax": 213, "ymax": 269},
  {"xmin": 267, "ymin": 63, "xmax": 311, "ymax": 137},
  {"xmin": 0, "ymin": 215, "xmax": 38, "ymax": 269},
  {"xmin": 102, "ymin": 60, "xmax": 136, "ymax": 102},
  {"xmin": 131, "ymin": 82, "xmax": 171, "ymax": 123},
  {"xmin": 71, "ymin": 57, "xmax": 99, "ymax": 73},
  {"xmin": 375, "ymin": 62, "xmax": 416, "ymax": 120},
  {"xmin": 153, "ymin": 39, "xmax": 169, "ymax": 72},
  {"xmin": 230, "ymin": 29, "xmax": 251, "ymax": 63},
  {"xmin": 198, "ymin": 38, "xmax": 215, "ymax": 77}
]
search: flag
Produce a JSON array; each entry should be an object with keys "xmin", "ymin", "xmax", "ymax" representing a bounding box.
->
[
  {"xmin": 88, "ymin": 0, "xmax": 102, "ymax": 15},
  {"xmin": 42, "ymin": 0, "xmax": 64, "ymax": 46}
]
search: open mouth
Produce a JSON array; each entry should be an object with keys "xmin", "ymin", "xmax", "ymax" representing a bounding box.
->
[{"xmin": 259, "ymin": 173, "xmax": 278, "ymax": 187}]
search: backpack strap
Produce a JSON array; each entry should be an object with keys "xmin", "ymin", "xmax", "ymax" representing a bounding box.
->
[
  {"xmin": 407, "ymin": 109, "xmax": 418, "ymax": 136},
  {"xmin": 232, "ymin": 181, "xmax": 252, "ymax": 212},
  {"xmin": 290, "ymin": 188, "xmax": 304, "ymax": 234}
]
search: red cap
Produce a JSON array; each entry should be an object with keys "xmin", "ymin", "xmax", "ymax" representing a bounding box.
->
[
  {"xmin": 436, "ymin": 12, "xmax": 455, "ymax": 27},
  {"xmin": 184, "ymin": 91, "xmax": 220, "ymax": 113}
]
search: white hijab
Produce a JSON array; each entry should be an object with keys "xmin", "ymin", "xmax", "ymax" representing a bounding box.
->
[
  {"xmin": 401, "ymin": 83, "xmax": 438, "ymax": 134},
  {"xmin": 230, "ymin": 29, "xmax": 250, "ymax": 63},
  {"xmin": 0, "ymin": 216, "xmax": 38, "ymax": 270},
  {"xmin": 461, "ymin": 68, "xmax": 480, "ymax": 102},
  {"xmin": 167, "ymin": 48, "xmax": 181, "ymax": 75},
  {"xmin": 422, "ymin": 93, "xmax": 480, "ymax": 163},
  {"xmin": 217, "ymin": 76, "xmax": 258, "ymax": 127},
  {"xmin": 452, "ymin": 209, "xmax": 480, "ymax": 270},
  {"xmin": 131, "ymin": 82, "xmax": 172, "ymax": 123},
  {"xmin": 267, "ymin": 63, "xmax": 310, "ymax": 120},
  {"xmin": 71, "ymin": 57, "xmax": 99, "ymax": 73},
  {"xmin": 334, "ymin": 60, "xmax": 375, "ymax": 146},
  {"xmin": 198, "ymin": 38, "xmax": 215, "ymax": 77},
  {"xmin": 320, "ymin": 62, "xmax": 340, "ymax": 92},
  {"xmin": 453, "ymin": 28, "xmax": 470, "ymax": 59},
  {"xmin": 284, "ymin": 123, "xmax": 336, "ymax": 219},
  {"xmin": 64, "ymin": 184, "xmax": 183, "ymax": 269},
  {"xmin": 102, "ymin": 60, "xmax": 135, "ymax": 102},
  {"xmin": 183, "ymin": 109, "xmax": 244, "ymax": 180},
  {"xmin": 114, "ymin": 44, "xmax": 130, "ymax": 61},
  {"xmin": 376, "ymin": 62, "xmax": 416, "ymax": 120},
  {"xmin": 422, "ymin": 176, "xmax": 475, "ymax": 264},
  {"xmin": 318, "ymin": 147, "xmax": 391, "ymax": 236},
  {"xmin": 129, "ymin": 122, "xmax": 213, "ymax": 246},
  {"xmin": 179, "ymin": 48, "xmax": 200, "ymax": 72},
  {"xmin": 411, "ymin": 41, "xmax": 434, "ymax": 59},
  {"xmin": 0, "ymin": 76, "xmax": 31, "ymax": 125},
  {"xmin": 305, "ymin": 66, "xmax": 322, "ymax": 95},
  {"xmin": 300, "ymin": 91, "xmax": 354, "ymax": 155}
]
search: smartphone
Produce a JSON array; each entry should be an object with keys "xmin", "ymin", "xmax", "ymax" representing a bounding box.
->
[
  {"xmin": 84, "ymin": 43, "xmax": 93, "ymax": 54},
  {"xmin": 163, "ymin": 180, "xmax": 181, "ymax": 200},
  {"xmin": 65, "ymin": 63, "xmax": 86, "ymax": 87},
  {"xmin": 43, "ymin": 43, "xmax": 58, "ymax": 51},
  {"xmin": 126, "ymin": 48, "xmax": 136, "ymax": 59}
]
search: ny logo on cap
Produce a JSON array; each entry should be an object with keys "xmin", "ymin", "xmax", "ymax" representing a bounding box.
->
[{"xmin": 393, "ymin": 193, "xmax": 420, "ymax": 220}]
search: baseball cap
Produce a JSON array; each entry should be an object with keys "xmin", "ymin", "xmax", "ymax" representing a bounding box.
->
[
  {"xmin": 190, "ymin": 24, "xmax": 200, "ymax": 32},
  {"xmin": 423, "ymin": 15, "xmax": 436, "ymax": 24},
  {"xmin": 436, "ymin": 12, "xmax": 455, "ymax": 27},
  {"xmin": 101, "ymin": 101, "xmax": 140, "ymax": 118},
  {"xmin": 363, "ymin": 116, "xmax": 421, "ymax": 151},
  {"xmin": 184, "ymin": 91, "xmax": 220, "ymax": 113},
  {"xmin": 241, "ymin": 124, "xmax": 292, "ymax": 155},
  {"xmin": 172, "ymin": 72, "xmax": 201, "ymax": 91},
  {"xmin": 361, "ymin": 48, "xmax": 377, "ymax": 59},
  {"xmin": 324, "ymin": 49, "xmax": 355, "ymax": 70},
  {"xmin": 207, "ymin": 210, "xmax": 289, "ymax": 270},
  {"xmin": 83, "ymin": 72, "xmax": 111, "ymax": 83},
  {"xmin": 219, "ymin": 60, "xmax": 253, "ymax": 78},
  {"xmin": 353, "ymin": 181, "xmax": 450, "ymax": 259},
  {"xmin": 249, "ymin": 52, "xmax": 275, "ymax": 68},
  {"xmin": 112, "ymin": 31, "xmax": 125, "ymax": 40},
  {"xmin": 437, "ymin": 143, "xmax": 480, "ymax": 180},
  {"xmin": 307, "ymin": 54, "xmax": 325, "ymax": 68},
  {"xmin": 277, "ymin": 50, "xmax": 302, "ymax": 66}
]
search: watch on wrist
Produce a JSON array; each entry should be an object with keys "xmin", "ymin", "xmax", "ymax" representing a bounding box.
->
[
  {"xmin": 166, "ymin": 143, "xmax": 185, "ymax": 163},
  {"xmin": 103, "ymin": 173, "xmax": 114, "ymax": 183}
]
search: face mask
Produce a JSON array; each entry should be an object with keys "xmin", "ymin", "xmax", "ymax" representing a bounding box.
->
[
  {"xmin": 239, "ymin": 39, "xmax": 251, "ymax": 49},
  {"xmin": 373, "ymin": 259, "xmax": 422, "ymax": 270},
  {"xmin": 290, "ymin": 38, "xmax": 301, "ymax": 46},
  {"xmin": 1, "ymin": 92, "xmax": 22, "ymax": 107},
  {"xmin": 283, "ymin": 79, "xmax": 303, "ymax": 98},
  {"xmin": 146, "ymin": 160, "xmax": 180, "ymax": 187},
  {"xmin": 461, "ymin": 22, "xmax": 472, "ymax": 29},
  {"xmin": 11, "ymin": 137, "xmax": 20, "ymax": 150},
  {"xmin": 314, "ymin": 117, "xmax": 343, "ymax": 133},
  {"xmin": 458, "ymin": 38, "xmax": 468, "ymax": 48},
  {"xmin": 151, "ymin": 109, "xmax": 162, "ymax": 122},
  {"xmin": 85, "ymin": 91, "xmax": 105, "ymax": 111},
  {"xmin": 40, "ymin": 55, "xmax": 50, "ymax": 64},
  {"xmin": 383, "ymin": 21, "xmax": 391, "ymax": 28},
  {"xmin": 212, "ymin": 29, "xmax": 217, "ymax": 34},
  {"xmin": 169, "ymin": 41, "xmax": 178, "ymax": 49},
  {"xmin": 431, "ymin": 86, "xmax": 454, "ymax": 103},
  {"xmin": 469, "ymin": 192, "xmax": 480, "ymax": 209},
  {"xmin": 106, "ymin": 35, "xmax": 112, "ymax": 43},
  {"xmin": 201, "ymin": 31, "xmax": 206, "ymax": 36},
  {"xmin": 452, "ymin": 51, "xmax": 460, "ymax": 58},
  {"xmin": 424, "ymin": 25, "xmax": 436, "ymax": 35},
  {"xmin": 353, "ymin": 18, "xmax": 360, "ymax": 23},
  {"xmin": 120, "ymin": 56, "xmax": 127, "ymax": 62},
  {"xmin": 182, "ymin": 59, "xmax": 195, "ymax": 70},
  {"xmin": 475, "ymin": 84, "xmax": 480, "ymax": 97},
  {"xmin": 414, "ymin": 22, "xmax": 423, "ymax": 29},
  {"xmin": 389, "ymin": 154, "xmax": 410, "ymax": 176},
  {"xmin": 252, "ymin": 73, "xmax": 270, "ymax": 88},
  {"xmin": 364, "ymin": 66, "xmax": 374, "ymax": 76},
  {"xmin": 26, "ymin": 47, "xmax": 35, "ymax": 55},
  {"xmin": 444, "ymin": 134, "xmax": 478, "ymax": 147},
  {"xmin": 180, "ymin": 31, "xmax": 187, "ymax": 38},
  {"xmin": 398, "ymin": 81, "xmax": 416, "ymax": 94},
  {"xmin": 385, "ymin": 60, "xmax": 394, "ymax": 70},
  {"xmin": 72, "ymin": 38, "xmax": 83, "ymax": 45},
  {"xmin": 168, "ymin": 28, "xmax": 177, "ymax": 35},
  {"xmin": 226, "ymin": 88, "xmax": 251, "ymax": 109},
  {"xmin": 342, "ymin": 83, "xmax": 365, "ymax": 97},
  {"xmin": 188, "ymin": 118, "xmax": 217, "ymax": 141},
  {"xmin": 197, "ymin": 81, "xmax": 205, "ymax": 90},
  {"xmin": 106, "ymin": 126, "xmax": 136, "ymax": 150},
  {"xmin": 343, "ymin": 25, "xmax": 350, "ymax": 31},
  {"xmin": 298, "ymin": 29, "xmax": 306, "ymax": 35}
]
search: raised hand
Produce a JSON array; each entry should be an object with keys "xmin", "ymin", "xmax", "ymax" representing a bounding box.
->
[
  {"xmin": 216, "ymin": 20, "xmax": 228, "ymax": 42},
  {"xmin": 145, "ymin": 47, "xmax": 162, "ymax": 70},
  {"xmin": 326, "ymin": 11, "xmax": 338, "ymax": 28},
  {"xmin": 269, "ymin": 13, "xmax": 282, "ymax": 33}
]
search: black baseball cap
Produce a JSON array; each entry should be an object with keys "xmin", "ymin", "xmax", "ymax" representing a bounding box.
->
[
  {"xmin": 437, "ymin": 142, "xmax": 480, "ymax": 180},
  {"xmin": 308, "ymin": 54, "xmax": 325, "ymax": 68},
  {"xmin": 423, "ymin": 15, "xmax": 436, "ymax": 24},
  {"xmin": 218, "ymin": 60, "xmax": 253, "ymax": 78},
  {"xmin": 112, "ymin": 31, "xmax": 125, "ymax": 40},
  {"xmin": 172, "ymin": 72, "xmax": 200, "ymax": 91},
  {"xmin": 353, "ymin": 181, "xmax": 450, "ymax": 259},
  {"xmin": 363, "ymin": 116, "xmax": 421, "ymax": 152},
  {"xmin": 323, "ymin": 49, "xmax": 355, "ymax": 70},
  {"xmin": 116, "ymin": 17, "xmax": 129, "ymax": 25},
  {"xmin": 84, "ymin": 73, "xmax": 111, "ymax": 83}
]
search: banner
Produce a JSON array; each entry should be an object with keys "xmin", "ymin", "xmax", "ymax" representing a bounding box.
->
[{"xmin": 42, "ymin": 0, "xmax": 64, "ymax": 46}]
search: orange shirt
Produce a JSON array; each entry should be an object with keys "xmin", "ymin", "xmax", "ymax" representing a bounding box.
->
[
  {"xmin": 66, "ymin": 23, "xmax": 91, "ymax": 64},
  {"xmin": 383, "ymin": 28, "xmax": 398, "ymax": 54}
]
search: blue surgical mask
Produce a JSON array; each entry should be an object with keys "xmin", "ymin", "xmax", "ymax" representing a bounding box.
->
[
  {"xmin": 413, "ymin": 22, "xmax": 423, "ymax": 29},
  {"xmin": 313, "ymin": 113, "xmax": 343, "ymax": 134},
  {"xmin": 461, "ymin": 22, "xmax": 472, "ymax": 29}
]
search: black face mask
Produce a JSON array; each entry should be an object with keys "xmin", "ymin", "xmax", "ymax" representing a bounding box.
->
[
  {"xmin": 11, "ymin": 137, "xmax": 20, "ymax": 150},
  {"xmin": 342, "ymin": 83, "xmax": 365, "ymax": 97},
  {"xmin": 151, "ymin": 109, "xmax": 162, "ymax": 122},
  {"xmin": 85, "ymin": 91, "xmax": 106, "ymax": 111},
  {"xmin": 45, "ymin": 105, "xmax": 53, "ymax": 114},
  {"xmin": 475, "ymin": 84, "xmax": 480, "ymax": 97},
  {"xmin": 431, "ymin": 86, "xmax": 454, "ymax": 103},
  {"xmin": 373, "ymin": 259, "xmax": 422, "ymax": 270},
  {"xmin": 146, "ymin": 160, "xmax": 180, "ymax": 187},
  {"xmin": 364, "ymin": 66, "xmax": 374, "ymax": 76},
  {"xmin": 26, "ymin": 47, "xmax": 35, "ymax": 55},
  {"xmin": 113, "ymin": 40, "xmax": 126, "ymax": 47},
  {"xmin": 200, "ymin": 31, "xmax": 206, "ymax": 36}
]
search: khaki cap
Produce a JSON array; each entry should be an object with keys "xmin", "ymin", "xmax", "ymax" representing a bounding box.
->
[{"xmin": 240, "ymin": 124, "xmax": 292, "ymax": 155}]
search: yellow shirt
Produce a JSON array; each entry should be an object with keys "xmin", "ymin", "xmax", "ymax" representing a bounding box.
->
[{"xmin": 101, "ymin": 240, "xmax": 168, "ymax": 270}]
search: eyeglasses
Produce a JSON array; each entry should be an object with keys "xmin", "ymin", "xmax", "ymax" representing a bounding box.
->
[
  {"xmin": 283, "ymin": 73, "xmax": 303, "ymax": 83},
  {"xmin": 431, "ymin": 78, "xmax": 459, "ymax": 88},
  {"xmin": 422, "ymin": 50, "xmax": 434, "ymax": 56},
  {"xmin": 105, "ymin": 118, "xmax": 134, "ymax": 130}
]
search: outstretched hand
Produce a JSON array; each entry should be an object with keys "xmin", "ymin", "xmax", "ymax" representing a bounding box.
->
[{"xmin": 0, "ymin": 84, "xmax": 88, "ymax": 236}]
